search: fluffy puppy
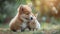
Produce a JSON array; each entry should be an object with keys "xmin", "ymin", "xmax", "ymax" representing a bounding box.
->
[{"xmin": 9, "ymin": 5, "xmax": 34, "ymax": 32}]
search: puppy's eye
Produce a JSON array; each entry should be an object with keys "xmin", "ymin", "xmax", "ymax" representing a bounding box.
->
[
  {"xmin": 26, "ymin": 12, "xmax": 30, "ymax": 15},
  {"xmin": 26, "ymin": 13, "xmax": 29, "ymax": 15}
]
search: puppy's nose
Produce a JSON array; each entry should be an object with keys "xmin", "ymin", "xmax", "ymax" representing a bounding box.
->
[{"xmin": 31, "ymin": 17, "xmax": 33, "ymax": 20}]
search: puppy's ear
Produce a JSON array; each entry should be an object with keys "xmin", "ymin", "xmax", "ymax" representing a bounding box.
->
[
  {"xmin": 17, "ymin": 5, "xmax": 24, "ymax": 13},
  {"xmin": 27, "ymin": 3, "xmax": 33, "ymax": 8}
]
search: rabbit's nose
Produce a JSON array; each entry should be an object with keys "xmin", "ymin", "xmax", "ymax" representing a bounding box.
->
[{"xmin": 30, "ymin": 17, "xmax": 33, "ymax": 20}]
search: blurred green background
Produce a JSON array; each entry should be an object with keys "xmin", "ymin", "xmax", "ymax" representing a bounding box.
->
[{"xmin": 0, "ymin": 0, "xmax": 60, "ymax": 34}]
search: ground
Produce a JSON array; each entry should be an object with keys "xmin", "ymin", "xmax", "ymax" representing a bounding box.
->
[{"xmin": 0, "ymin": 23, "xmax": 60, "ymax": 34}]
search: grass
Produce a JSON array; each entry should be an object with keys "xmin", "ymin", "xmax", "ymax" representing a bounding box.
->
[{"xmin": 0, "ymin": 23, "xmax": 60, "ymax": 34}]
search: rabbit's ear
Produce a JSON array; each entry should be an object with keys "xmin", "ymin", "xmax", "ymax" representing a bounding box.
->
[{"xmin": 34, "ymin": 12, "xmax": 38, "ymax": 18}]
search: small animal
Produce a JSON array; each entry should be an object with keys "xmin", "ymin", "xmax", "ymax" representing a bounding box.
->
[
  {"xmin": 9, "ymin": 5, "xmax": 34, "ymax": 32},
  {"xmin": 27, "ymin": 13, "xmax": 40, "ymax": 31}
]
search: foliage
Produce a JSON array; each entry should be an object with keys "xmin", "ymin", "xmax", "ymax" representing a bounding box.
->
[{"xmin": 0, "ymin": 0, "xmax": 26, "ymax": 23}]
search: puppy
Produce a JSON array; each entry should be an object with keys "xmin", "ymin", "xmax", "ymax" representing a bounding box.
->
[
  {"xmin": 9, "ymin": 5, "xmax": 34, "ymax": 32},
  {"xmin": 27, "ymin": 13, "xmax": 40, "ymax": 31}
]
